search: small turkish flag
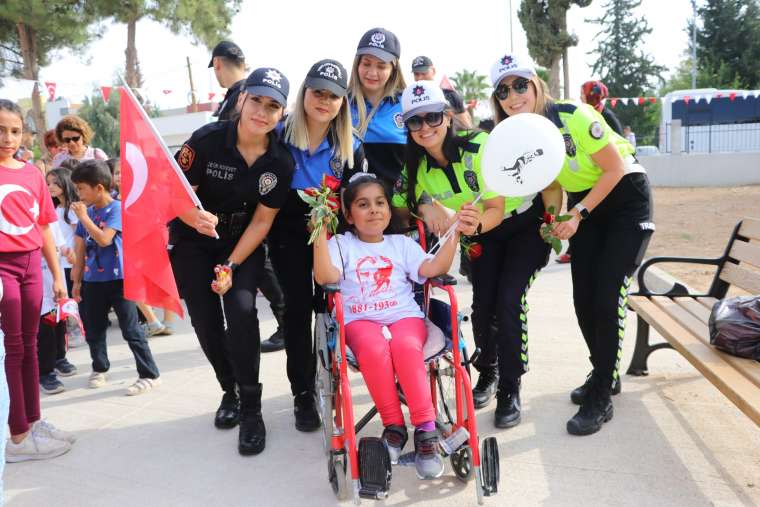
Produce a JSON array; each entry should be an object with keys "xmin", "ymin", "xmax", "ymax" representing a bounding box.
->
[
  {"xmin": 729, "ymin": 92, "xmax": 737, "ymax": 102},
  {"xmin": 684, "ymin": 96, "xmax": 691, "ymax": 105},
  {"xmin": 439, "ymin": 75, "xmax": 456, "ymax": 91},
  {"xmin": 610, "ymin": 98, "xmax": 618, "ymax": 108},
  {"xmin": 101, "ymin": 86, "xmax": 112, "ymax": 102},
  {"xmin": 208, "ymin": 92, "xmax": 216, "ymax": 101},
  {"xmin": 120, "ymin": 87, "xmax": 196, "ymax": 317},
  {"xmin": 44, "ymin": 82, "xmax": 56, "ymax": 101},
  {"xmin": 648, "ymin": 97, "xmax": 657, "ymax": 104},
  {"xmin": 637, "ymin": 97, "xmax": 645, "ymax": 106}
]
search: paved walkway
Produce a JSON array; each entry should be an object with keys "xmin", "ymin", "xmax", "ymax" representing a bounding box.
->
[{"xmin": 5, "ymin": 261, "xmax": 759, "ymax": 506}]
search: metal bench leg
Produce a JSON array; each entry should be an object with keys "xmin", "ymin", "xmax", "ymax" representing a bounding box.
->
[{"xmin": 627, "ymin": 315, "xmax": 653, "ymax": 376}]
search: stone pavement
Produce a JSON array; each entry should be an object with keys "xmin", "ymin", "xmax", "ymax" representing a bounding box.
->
[{"xmin": 4, "ymin": 261, "xmax": 759, "ymax": 506}]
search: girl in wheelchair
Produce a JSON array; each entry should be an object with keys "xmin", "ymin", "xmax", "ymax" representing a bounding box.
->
[{"xmin": 313, "ymin": 173, "xmax": 475, "ymax": 479}]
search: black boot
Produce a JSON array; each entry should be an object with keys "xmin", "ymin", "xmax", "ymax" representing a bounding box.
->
[
  {"xmin": 214, "ymin": 390, "xmax": 240, "ymax": 429},
  {"xmin": 238, "ymin": 384, "xmax": 266, "ymax": 455},
  {"xmin": 567, "ymin": 377, "xmax": 613, "ymax": 436},
  {"xmin": 570, "ymin": 370, "xmax": 621, "ymax": 405},
  {"xmin": 261, "ymin": 308, "xmax": 286, "ymax": 353},
  {"xmin": 494, "ymin": 379, "xmax": 521, "ymax": 429},
  {"xmin": 294, "ymin": 390, "xmax": 321, "ymax": 432},
  {"xmin": 472, "ymin": 365, "xmax": 499, "ymax": 409}
]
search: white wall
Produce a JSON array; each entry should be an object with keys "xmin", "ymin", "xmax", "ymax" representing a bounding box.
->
[
  {"xmin": 639, "ymin": 152, "xmax": 760, "ymax": 187},
  {"xmin": 153, "ymin": 111, "xmax": 214, "ymax": 152}
]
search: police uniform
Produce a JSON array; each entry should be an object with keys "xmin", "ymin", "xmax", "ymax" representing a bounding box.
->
[
  {"xmin": 214, "ymin": 79, "xmax": 244, "ymax": 121},
  {"xmin": 350, "ymin": 94, "xmax": 406, "ymax": 186},
  {"xmin": 170, "ymin": 120, "xmax": 294, "ymax": 400},
  {"xmin": 547, "ymin": 100, "xmax": 653, "ymax": 393},
  {"xmin": 269, "ymin": 130, "xmax": 366, "ymax": 397},
  {"xmin": 392, "ymin": 131, "xmax": 550, "ymax": 395}
]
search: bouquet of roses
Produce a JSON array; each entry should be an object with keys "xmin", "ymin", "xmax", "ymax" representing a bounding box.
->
[
  {"xmin": 540, "ymin": 205, "xmax": 573, "ymax": 254},
  {"xmin": 299, "ymin": 174, "xmax": 342, "ymax": 244}
]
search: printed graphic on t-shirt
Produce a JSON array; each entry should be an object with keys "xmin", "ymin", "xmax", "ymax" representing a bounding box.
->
[{"xmin": 350, "ymin": 255, "xmax": 398, "ymax": 315}]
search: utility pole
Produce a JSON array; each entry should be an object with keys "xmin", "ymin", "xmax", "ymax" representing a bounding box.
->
[
  {"xmin": 509, "ymin": 0, "xmax": 514, "ymax": 52},
  {"xmin": 691, "ymin": 0, "xmax": 697, "ymax": 89},
  {"xmin": 187, "ymin": 56, "xmax": 198, "ymax": 112}
]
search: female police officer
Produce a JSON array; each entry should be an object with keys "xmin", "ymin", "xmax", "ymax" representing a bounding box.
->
[
  {"xmin": 392, "ymin": 81, "xmax": 551, "ymax": 429},
  {"xmin": 270, "ymin": 58, "xmax": 365, "ymax": 432},
  {"xmin": 171, "ymin": 67, "xmax": 294, "ymax": 455},
  {"xmin": 490, "ymin": 54, "xmax": 653, "ymax": 436}
]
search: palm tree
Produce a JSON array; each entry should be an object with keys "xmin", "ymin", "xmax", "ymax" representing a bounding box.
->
[{"xmin": 451, "ymin": 69, "xmax": 490, "ymax": 104}]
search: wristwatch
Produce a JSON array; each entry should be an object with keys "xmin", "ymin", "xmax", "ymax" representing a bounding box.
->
[
  {"xmin": 224, "ymin": 260, "xmax": 239, "ymax": 273},
  {"xmin": 573, "ymin": 203, "xmax": 590, "ymax": 220}
]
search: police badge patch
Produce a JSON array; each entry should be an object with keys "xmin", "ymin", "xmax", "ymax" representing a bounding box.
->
[
  {"xmin": 178, "ymin": 144, "xmax": 195, "ymax": 172},
  {"xmin": 463, "ymin": 170, "xmax": 480, "ymax": 192},
  {"xmin": 393, "ymin": 113, "xmax": 404, "ymax": 129},
  {"xmin": 330, "ymin": 156, "xmax": 343, "ymax": 178},
  {"xmin": 589, "ymin": 121, "xmax": 604, "ymax": 140},
  {"xmin": 259, "ymin": 172, "xmax": 277, "ymax": 195},
  {"xmin": 563, "ymin": 133, "xmax": 577, "ymax": 157}
]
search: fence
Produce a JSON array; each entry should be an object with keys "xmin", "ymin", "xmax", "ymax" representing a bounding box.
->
[{"xmin": 660, "ymin": 122, "xmax": 760, "ymax": 154}]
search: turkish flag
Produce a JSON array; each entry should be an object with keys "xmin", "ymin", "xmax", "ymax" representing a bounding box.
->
[
  {"xmin": 44, "ymin": 82, "xmax": 56, "ymax": 101},
  {"xmin": 119, "ymin": 86, "xmax": 196, "ymax": 317},
  {"xmin": 101, "ymin": 86, "xmax": 112, "ymax": 102},
  {"xmin": 439, "ymin": 75, "xmax": 456, "ymax": 91}
]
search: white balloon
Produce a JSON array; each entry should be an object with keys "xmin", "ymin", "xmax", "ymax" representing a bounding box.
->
[
  {"xmin": 124, "ymin": 142, "xmax": 148, "ymax": 210},
  {"xmin": 481, "ymin": 113, "xmax": 565, "ymax": 196}
]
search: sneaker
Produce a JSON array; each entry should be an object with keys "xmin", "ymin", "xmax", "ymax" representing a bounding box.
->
[
  {"xmin": 413, "ymin": 430, "xmax": 444, "ymax": 480},
  {"xmin": 472, "ymin": 366, "xmax": 499, "ymax": 409},
  {"xmin": 142, "ymin": 321, "xmax": 167, "ymax": 338},
  {"xmin": 126, "ymin": 377, "xmax": 161, "ymax": 396},
  {"xmin": 40, "ymin": 373, "xmax": 65, "ymax": 395},
  {"xmin": 88, "ymin": 371, "xmax": 107, "ymax": 389},
  {"xmin": 54, "ymin": 358, "xmax": 78, "ymax": 377},
  {"xmin": 381, "ymin": 424, "xmax": 408, "ymax": 464},
  {"xmin": 156, "ymin": 323, "xmax": 174, "ymax": 336},
  {"xmin": 32, "ymin": 419, "xmax": 76, "ymax": 444},
  {"xmin": 5, "ymin": 432, "xmax": 71, "ymax": 463}
]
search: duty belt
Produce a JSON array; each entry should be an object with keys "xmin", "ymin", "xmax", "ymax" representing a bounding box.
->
[
  {"xmin": 215, "ymin": 211, "xmax": 253, "ymax": 240},
  {"xmin": 507, "ymin": 193, "xmax": 537, "ymax": 218}
]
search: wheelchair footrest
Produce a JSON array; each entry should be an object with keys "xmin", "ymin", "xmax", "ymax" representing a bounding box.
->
[
  {"xmin": 480, "ymin": 437, "xmax": 500, "ymax": 497},
  {"xmin": 358, "ymin": 437, "xmax": 392, "ymax": 499}
]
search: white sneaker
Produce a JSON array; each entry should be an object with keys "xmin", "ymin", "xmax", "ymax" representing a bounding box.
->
[
  {"xmin": 126, "ymin": 377, "xmax": 161, "ymax": 396},
  {"xmin": 88, "ymin": 371, "xmax": 107, "ymax": 389},
  {"xmin": 32, "ymin": 419, "xmax": 77, "ymax": 444},
  {"xmin": 5, "ymin": 432, "xmax": 71, "ymax": 463}
]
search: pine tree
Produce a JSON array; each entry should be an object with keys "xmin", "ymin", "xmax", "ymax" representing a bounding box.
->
[
  {"xmin": 78, "ymin": 88, "xmax": 121, "ymax": 158},
  {"xmin": 587, "ymin": 0, "xmax": 665, "ymax": 145}
]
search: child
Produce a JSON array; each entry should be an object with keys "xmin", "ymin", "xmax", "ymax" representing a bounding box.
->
[
  {"xmin": 0, "ymin": 99, "xmax": 73, "ymax": 462},
  {"xmin": 70, "ymin": 160, "xmax": 161, "ymax": 395},
  {"xmin": 312, "ymin": 173, "xmax": 466, "ymax": 480}
]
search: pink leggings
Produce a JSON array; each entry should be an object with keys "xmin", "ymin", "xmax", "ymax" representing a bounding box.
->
[{"xmin": 345, "ymin": 317, "xmax": 435, "ymax": 427}]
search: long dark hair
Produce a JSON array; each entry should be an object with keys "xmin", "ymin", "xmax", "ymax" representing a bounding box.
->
[
  {"xmin": 47, "ymin": 168, "xmax": 79, "ymax": 224},
  {"xmin": 402, "ymin": 121, "xmax": 480, "ymax": 212}
]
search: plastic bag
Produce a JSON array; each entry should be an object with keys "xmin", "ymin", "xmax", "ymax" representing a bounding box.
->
[{"xmin": 708, "ymin": 296, "xmax": 760, "ymax": 361}]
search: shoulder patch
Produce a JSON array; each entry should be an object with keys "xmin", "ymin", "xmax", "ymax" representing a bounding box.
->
[
  {"xmin": 463, "ymin": 170, "xmax": 480, "ymax": 192},
  {"xmin": 330, "ymin": 155, "xmax": 343, "ymax": 178},
  {"xmin": 393, "ymin": 112, "xmax": 404, "ymax": 129},
  {"xmin": 589, "ymin": 121, "xmax": 604, "ymax": 140},
  {"xmin": 178, "ymin": 144, "xmax": 195, "ymax": 172},
  {"xmin": 259, "ymin": 172, "xmax": 278, "ymax": 195}
]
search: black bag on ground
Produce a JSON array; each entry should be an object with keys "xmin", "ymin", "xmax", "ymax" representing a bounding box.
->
[{"xmin": 708, "ymin": 296, "xmax": 760, "ymax": 361}]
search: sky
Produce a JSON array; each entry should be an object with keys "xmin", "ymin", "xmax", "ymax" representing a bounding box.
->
[{"xmin": 0, "ymin": 0, "xmax": 695, "ymax": 109}]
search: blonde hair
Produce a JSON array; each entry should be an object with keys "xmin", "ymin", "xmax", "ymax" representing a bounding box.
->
[
  {"xmin": 490, "ymin": 75, "xmax": 553, "ymax": 124},
  {"xmin": 348, "ymin": 54, "xmax": 406, "ymax": 136},
  {"xmin": 284, "ymin": 83, "xmax": 355, "ymax": 169}
]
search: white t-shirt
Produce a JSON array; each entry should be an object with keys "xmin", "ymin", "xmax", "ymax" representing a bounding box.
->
[
  {"xmin": 55, "ymin": 207, "xmax": 79, "ymax": 268},
  {"xmin": 41, "ymin": 221, "xmax": 66, "ymax": 315},
  {"xmin": 327, "ymin": 232, "xmax": 431, "ymax": 326}
]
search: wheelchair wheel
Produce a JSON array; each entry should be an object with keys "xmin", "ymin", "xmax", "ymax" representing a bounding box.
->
[
  {"xmin": 435, "ymin": 356, "xmax": 467, "ymax": 429},
  {"xmin": 314, "ymin": 313, "xmax": 335, "ymax": 453},
  {"xmin": 327, "ymin": 449, "xmax": 350, "ymax": 500},
  {"xmin": 480, "ymin": 437, "xmax": 500, "ymax": 496},
  {"xmin": 450, "ymin": 445, "xmax": 474, "ymax": 482}
]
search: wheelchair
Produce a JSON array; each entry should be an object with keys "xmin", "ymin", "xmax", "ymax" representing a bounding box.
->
[{"xmin": 313, "ymin": 222, "xmax": 500, "ymax": 505}]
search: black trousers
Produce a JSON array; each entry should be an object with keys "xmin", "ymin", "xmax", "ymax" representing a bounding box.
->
[
  {"xmin": 268, "ymin": 197, "xmax": 317, "ymax": 396},
  {"xmin": 568, "ymin": 173, "xmax": 653, "ymax": 390},
  {"xmin": 469, "ymin": 196, "xmax": 550, "ymax": 388},
  {"xmin": 37, "ymin": 318, "xmax": 66, "ymax": 376},
  {"xmin": 258, "ymin": 241, "xmax": 286, "ymax": 324},
  {"xmin": 170, "ymin": 237, "xmax": 265, "ymax": 391}
]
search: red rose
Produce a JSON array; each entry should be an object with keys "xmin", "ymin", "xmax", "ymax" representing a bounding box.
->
[
  {"xmin": 543, "ymin": 212, "xmax": 555, "ymax": 224},
  {"xmin": 323, "ymin": 175, "xmax": 342, "ymax": 192},
  {"xmin": 326, "ymin": 196, "xmax": 340, "ymax": 212},
  {"xmin": 305, "ymin": 187, "xmax": 319, "ymax": 197},
  {"xmin": 468, "ymin": 243, "xmax": 482, "ymax": 260}
]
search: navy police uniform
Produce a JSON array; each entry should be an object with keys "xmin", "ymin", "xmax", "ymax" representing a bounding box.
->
[{"xmin": 350, "ymin": 94, "xmax": 406, "ymax": 186}]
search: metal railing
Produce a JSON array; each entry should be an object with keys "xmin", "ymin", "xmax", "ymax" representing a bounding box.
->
[{"xmin": 660, "ymin": 122, "xmax": 760, "ymax": 153}]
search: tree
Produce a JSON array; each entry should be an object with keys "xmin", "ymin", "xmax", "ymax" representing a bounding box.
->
[
  {"xmin": 588, "ymin": 0, "xmax": 666, "ymax": 145},
  {"xmin": 78, "ymin": 88, "xmax": 120, "ymax": 157},
  {"xmin": 518, "ymin": 0, "xmax": 592, "ymax": 98},
  {"xmin": 451, "ymin": 69, "xmax": 490, "ymax": 102},
  {"xmin": 95, "ymin": 0, "xmax": 241, "ymax": 89},
  {"xmin": 0, "ymin": 1, "xmax": 101, "ymax": 143},
  {"xmin": 695, "ymin": 0, "xmax": 760, "ymax": 89}
]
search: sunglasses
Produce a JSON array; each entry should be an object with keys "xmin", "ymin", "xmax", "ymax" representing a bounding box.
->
[
  {"xmin": 494, "ymin": 78, "xmax": 531, "ymax": 100},
  {"xmin": 62, "ymin": 135, "xmax": 81, "ymax": 144},
  {"xmin": 405, "ymin": 112, "xmax": 445, "ymax": 132}
]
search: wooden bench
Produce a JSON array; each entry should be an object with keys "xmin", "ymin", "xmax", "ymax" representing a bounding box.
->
[{"xmin": 626, "ymin": 217, "xmax": 760, "ymax": 427}]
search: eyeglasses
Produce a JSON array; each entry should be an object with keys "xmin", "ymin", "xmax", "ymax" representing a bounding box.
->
[
  {"xmin": 494, "ymin": 78, "xmax": 531, "ymax": 100},
  {"xmin": 62, "ymin": 135, "xmax": 81, "ymax": 144},
  {"xmin": 405, "ymin": 112, "xmax": 444, "ymax": 132}
]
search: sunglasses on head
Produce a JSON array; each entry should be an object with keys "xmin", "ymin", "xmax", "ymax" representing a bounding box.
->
[
  {"xmin": 405, "ymin": 111, "xmax": 445, "ymax": 132},
  {"xmin": 494, "ymin": 77, "xmax": 531, "ymax": 100},
  {"xmin": 62, "ymin": 135, "xmax": 81, "ymax": 144}
]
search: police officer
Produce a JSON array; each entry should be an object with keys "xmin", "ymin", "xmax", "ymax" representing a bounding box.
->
[
  {"xmin": 490, "ymin": 54, "xmax": 653, "ymax": 436},
  {"xmin": 171, "ymin": 67, "xmax": 294, "ymax": 455},
  {"xmin": 209, "ymin": 41, "xmax": 288, "ymax": 353},
  {"xmin": 270, "ymin": 58, "xmax": 366, "ymax": 432},
  {"xmin": 392, "ymin": 81, "xmax": 552, "ymax": 429},
  {"xmin": 411, "ymin": 55, "xmax": 472, "ymax": 131},
  {"xmin": 348, "ymin": 27, "xmax": 406, "ymax": 187}
]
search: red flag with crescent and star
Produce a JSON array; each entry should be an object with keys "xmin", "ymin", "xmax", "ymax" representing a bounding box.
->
[{"xmin": 120, "ymin": 86, "xmax": 196, "ymax": 317}]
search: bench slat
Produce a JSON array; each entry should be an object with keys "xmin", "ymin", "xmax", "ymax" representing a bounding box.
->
[
  {"xmin": 739, "ymin": 217, "xmax": 760, "ymax": 241},
  {"xmin": 698, "ymin": 297, "xmax": 719, "ymax": 311},
  {"xmin": 719, "ymin": 263, "xmax": 760, "ymax": 295},
  {"xmin": 652, "ymin": 297, "xmax": 760, "ymax": 390},
  {"xmin": 630, "ymin": 295, "xmax": 760, "ymax": 426},
  {"xmin": 729, "ymin": 239, "xmax": 760, "ymax": 269},
  {"xmin": 674, "ymin": 297, "xmax": 712, "ymax": 325}
]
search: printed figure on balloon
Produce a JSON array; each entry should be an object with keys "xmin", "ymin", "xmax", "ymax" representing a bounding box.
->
[{"xmin": 501, "ymin": 148, "xmax": 544, "ymax": 184}]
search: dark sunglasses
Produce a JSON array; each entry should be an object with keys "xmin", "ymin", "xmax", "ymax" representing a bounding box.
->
[
  {"xmin": 62, "ymin": 135, "xmax": 81, "ymax": 144},
  {"xmin": 494, "ymin": 78, "xmax": 531, "ymax": 100},
  {"xmin": 405, "ymin": 111, "xmax": 445, "ymax": 132}
]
